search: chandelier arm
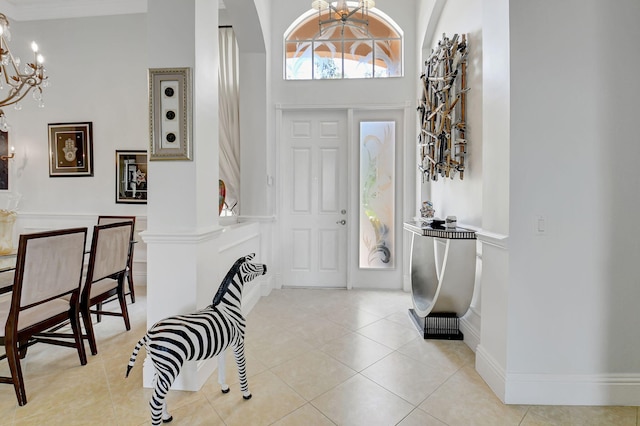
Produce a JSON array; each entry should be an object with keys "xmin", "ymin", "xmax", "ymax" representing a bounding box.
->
[
  {"xmin": 316, "ymin": 1, "xmax": 371, "ymax": 37},
  {"xmin": 0, "ymin": 80, "xmax": 33, "ymax": 108},
  {"xmin": 0, "ymin": 14, "xmax": 47, "ymax": 114},
  {"xmin": 320, "ymin": 19, "xmax": 368, "ymax": 29},
  {"xmin": 342, "ymin": 5, "xmax": 364, "ymax": 20}
]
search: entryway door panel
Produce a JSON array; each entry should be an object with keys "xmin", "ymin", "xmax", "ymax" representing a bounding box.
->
[{"xmin": 281, "ymin": 110, "xmax": 348, "ymax": 288}]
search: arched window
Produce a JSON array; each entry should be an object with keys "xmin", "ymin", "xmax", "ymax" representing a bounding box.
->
[{"xmin": 284, "ymin": 2, "xmax": 403, "ymax": 80}]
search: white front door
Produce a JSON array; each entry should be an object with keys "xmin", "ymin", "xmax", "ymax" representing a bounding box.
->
[{"xmin": 281, "ymin": 110, "xmax": 348, "ymax": 288}]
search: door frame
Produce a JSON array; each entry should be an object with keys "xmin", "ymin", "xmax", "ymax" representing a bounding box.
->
[{"xmin": 276, "ymin": 104, "xmax": 410, "ymax": 290}]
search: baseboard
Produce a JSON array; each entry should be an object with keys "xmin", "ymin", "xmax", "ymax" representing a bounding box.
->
[
  {"xmin": 476, "ymin": 345, "xmax": 640, "ymax": 405},
  {"xmin": 505, "ymin": 373, "xmax": 640, "ymax": 406},
  {"xmin": 261, "ymin": 274, "xmax": 275, "ymax": 297},
  {"xmin": 459, "ymin": 314, "xmax": 480, "ymax": 352},
  {"xmin": 475, "ymin": 344, "xmax": 507, "ymax": 402}
]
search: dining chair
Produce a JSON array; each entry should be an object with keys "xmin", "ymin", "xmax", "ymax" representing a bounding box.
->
[
  {"xmin": 80, "ymin": 221, "xmax": 133, "ymax": 356},
  {"xmin": 0, "ymin": 227, "xmax": 88, "ymax": 406},
  {"xmin": 97, "ymin": 215, "xmax": 136, "ymax": 303}
]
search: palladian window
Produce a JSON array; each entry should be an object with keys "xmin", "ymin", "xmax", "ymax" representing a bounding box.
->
[{"xmin": 284, "ymin": 1, "xmax": 403, "ymax": 80}]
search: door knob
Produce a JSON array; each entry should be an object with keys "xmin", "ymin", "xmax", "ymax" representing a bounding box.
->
[{"xmin": 336, "ymin": 220, "xmax": 346, "ymax": 225}]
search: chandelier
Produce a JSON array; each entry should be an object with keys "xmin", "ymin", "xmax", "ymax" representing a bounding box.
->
[
  {"xmin": 0, "ymin": 13, "xmax": 47, "ymax": 132},
  {"xmin": 311, "ymin": 0, "xmax": 375, "ymax": 35}
]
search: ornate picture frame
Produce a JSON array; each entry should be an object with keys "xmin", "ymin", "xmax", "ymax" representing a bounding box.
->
[
  {"xmin": 116, "ymin": 150, "xmax": 148, "ymax": 204},
  {"xmin": 148, "ymin": 67, "xmax": 192, "ymax": 161},
  {"xmin": 48, "ymin": 122, "xmax": 94, "ymax": 177}
]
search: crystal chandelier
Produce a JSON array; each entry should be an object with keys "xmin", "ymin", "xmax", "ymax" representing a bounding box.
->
[
  {"xmin": 311, "ymin": 0, "xmax": 375, "ymax": 35},
  {"xmin": 0, "ymin": 13, "xmax": 47, "ymax": 132}
]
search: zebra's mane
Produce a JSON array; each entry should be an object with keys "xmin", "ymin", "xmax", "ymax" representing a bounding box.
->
[{"xmin": 212, "ymin": 256, "xmax": 246, "ymax": 307}]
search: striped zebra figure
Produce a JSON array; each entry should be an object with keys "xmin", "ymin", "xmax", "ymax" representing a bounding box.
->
[{"xmin": 126, "ymin": 253, "xmax": 267, "ymax": 425}]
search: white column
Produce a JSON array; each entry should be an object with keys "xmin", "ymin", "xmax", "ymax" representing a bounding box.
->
[{"xmin": 143, "ymin": 0, "xmax": 220, "ymax": 391}]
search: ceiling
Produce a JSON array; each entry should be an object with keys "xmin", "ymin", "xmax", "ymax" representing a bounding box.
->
[{"xmin": 1, "ymin": 0, "xmax": 225, "ymax": 21}]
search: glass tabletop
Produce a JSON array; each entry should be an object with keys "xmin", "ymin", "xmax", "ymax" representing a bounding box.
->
[{"xmin": 0, "ymin": 251, "xmax": 18, "ymax": 294}]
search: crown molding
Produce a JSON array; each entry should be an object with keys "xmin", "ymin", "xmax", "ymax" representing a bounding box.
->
[{"xmin": 1, "ymin": 0, "xmax": 147, "ymax": 21}]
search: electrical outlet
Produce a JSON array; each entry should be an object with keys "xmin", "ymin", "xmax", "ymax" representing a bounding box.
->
[{"xmin": 535, "ymin": 215, "xmax": 546, "ymax": 235}]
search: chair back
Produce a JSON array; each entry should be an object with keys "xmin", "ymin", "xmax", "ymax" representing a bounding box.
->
[
  {"xmin": 97, "ymin": 215, "xmax": 135, "ymax": 227},
  {"xmin": 13, "ymin": 228, "xmax": 87, "ymax": 309},
  {"xmin": 87, "ymin": 222, "xmax": 133, "ymax": 283}
]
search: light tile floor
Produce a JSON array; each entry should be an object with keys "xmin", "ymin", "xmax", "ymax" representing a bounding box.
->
[{"xmin": 1, "ymin": 287, "xmax": 638, "ymax": 425}]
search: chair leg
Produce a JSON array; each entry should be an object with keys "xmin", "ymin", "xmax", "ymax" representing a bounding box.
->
[
  {"xmin": 96, "ymin": 302, "xmax": 102, "ymax": 323},
  {"xmin": 18, "ymin": 342, "xmax": 28, "ymax": 359},
  {"xmin": 81, "ymin": 304, "xmax": 99, "ymax": 356},
  {"xmin": 70, "ymin": 306, "xmax": 88, "ymax": 364},
  {"xmin": 127, "ymin": 266, "xmax": 136, "ymax": 304},
  {"xmin": 118, "ymin": 286, "xmax": 131, "ymax": 331},
  {"xmin": 6, "ymin": 340, "xmax": 28, "ymax": 406}
]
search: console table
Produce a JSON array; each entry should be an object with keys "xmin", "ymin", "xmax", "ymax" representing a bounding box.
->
[{"xmin": 404, "ymin": 220, "xmax": 476, "ymax": 339}]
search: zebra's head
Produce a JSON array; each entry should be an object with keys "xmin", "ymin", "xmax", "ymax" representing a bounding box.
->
[
  {"xmin": 212, "ymin": 253, "xmax": 267, "ymax": 306},
  {"xmin": 238, "ymin": 253, "xmax": 267, "ymax": 283}
]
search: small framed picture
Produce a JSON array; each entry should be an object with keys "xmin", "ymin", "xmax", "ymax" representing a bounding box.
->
[
  {"xmin": 148, "ymin": 67, "xmax": 192, "ymax": 161},
  {"xmin": 0, "ymin": 131, "xmax": 11, "ymax": 190},
  {"xmin": 48, "ymin": 122, "xmax": 94, "ymax": 177},
  {"xmin": 116, "ymin": 150, "xmax": 148, "ymax": 204}
]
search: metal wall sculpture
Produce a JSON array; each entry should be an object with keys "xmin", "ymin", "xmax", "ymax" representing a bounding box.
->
[{"xmin": 418, "ymin": 33, "xmax": 469, "ymax": 181}]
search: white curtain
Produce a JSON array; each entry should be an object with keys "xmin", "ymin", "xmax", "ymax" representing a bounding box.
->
[{"xmin": 218, "ymin": 27, "xmax": 240, "ymax": 214}]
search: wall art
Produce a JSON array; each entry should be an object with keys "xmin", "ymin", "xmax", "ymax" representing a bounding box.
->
[
  {"xmin": 359, "ymin": 121, "xmax": 395, "ymax": 269},
  {"xmin": 116, "ymin": 150, "xmax": 147, "ymax": 204},
  {"xmin": 418, "ymin": 33, "xmax": 469, "ymax": 181},
  {"xmin": 0, "ymin": 131, "xmax": 10, "ymax": 190},
  {"xmin": 48, "ymin": 122, "xmax": 94, "ymax": 177},
  {"xmin": 149, "ymin": 67, "xmax": 192, "ymax": 161}
]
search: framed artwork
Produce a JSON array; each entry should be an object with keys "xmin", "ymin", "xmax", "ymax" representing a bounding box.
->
[
  {"xmin": 148, "ymin": 67, "xmax": 192, "ymax": 161},
  {"xmin": 418, "ymin": 33, "xmax": 469, "ymax": 181},
  {"xmin": 116, "ymin": 150, "xmax": 148, "ymax": 204},
  {"xmin": 48, "ymin": 122, "xmax": 94, "ymax": 177},
  {"xmin": 0, "ymin": 131, "xmax": 10, "ymax": 190},
  {"xmin": 359, "ymin": 121, "xmax": 395, "ymax": 269}
]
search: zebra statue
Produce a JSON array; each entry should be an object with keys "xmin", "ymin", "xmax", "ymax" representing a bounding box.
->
[{"xmin": 126, "ymin": 253, "xmax": 267, "ymax": 425}]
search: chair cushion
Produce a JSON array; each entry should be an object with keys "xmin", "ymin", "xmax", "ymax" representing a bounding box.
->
[
  {"xmin": 0, "ymin": 298, "xmax": 70, "ymax": 337},
  {"xmin": 62, "ymin": 278, "xmax": 119, "ymax": 304},
  {"xmin": 89, "ymin": 278, "xmax": 118, "ymax": 299}
]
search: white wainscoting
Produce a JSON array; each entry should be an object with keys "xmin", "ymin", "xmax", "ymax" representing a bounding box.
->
[{"xmin": 474, "ymin": 229, "xmax": 509, "ymax": 403}]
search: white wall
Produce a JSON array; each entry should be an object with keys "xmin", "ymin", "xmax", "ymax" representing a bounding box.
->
[
  {"xmin": 505, "ymin": 0, "xmax": 640, "ymax": 405},
  {"xmin": 419, "ymin": 0, "xmax": 483, "ymax": 227},
  {"xmin": 8, "ymin": 15, "xmax": 148, "ymax": 216},
  {"xmin": 419, "ymin": 0, "xmax": 640, "ymax": 406},
  {"xmin": 474, "ymin": 0, "xmax": 510, "ymax": 399},
  {"xmin": 6, "ymin": 14, "xmax": 149, "ymax": 281}
]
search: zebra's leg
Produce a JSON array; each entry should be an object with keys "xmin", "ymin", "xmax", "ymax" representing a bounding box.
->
[
  {"xmin": 218, "ymin": 350, "xmax": 230, "ymax": 393},
  {"xmin": 149, "ymin": 366, "xmax": 177, "ymax": 425},
  {"xmin": 162, "ymin": 402, "xmax": 172, "ymax": 423},
  {"xmin": 233, "ymin": 340, "xmax": 252, "ymax": 400}
]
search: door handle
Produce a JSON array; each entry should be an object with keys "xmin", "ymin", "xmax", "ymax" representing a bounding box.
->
[{"xmin": 336, "ymin": 220, "xmax": 346, "ymax": 225}]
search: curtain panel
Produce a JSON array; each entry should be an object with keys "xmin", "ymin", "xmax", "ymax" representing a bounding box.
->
[{"xmin": 218, "ymin": 27, "xmax": 240, "ymax": 214}]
